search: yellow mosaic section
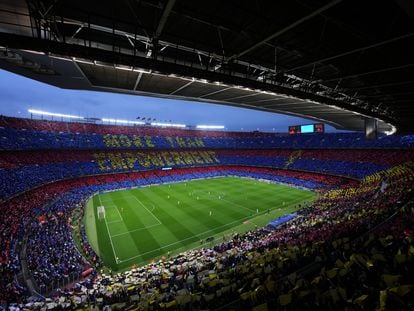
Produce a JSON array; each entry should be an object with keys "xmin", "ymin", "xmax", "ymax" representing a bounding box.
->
[
  {"xmin": 94, "ymin": 150, "xmax": 220, "ymax": 171},
  {"xmin": 102, "ymin": 134, "xmax": 205, "ymax": 149},
  {"xmin": 324, "ymin": 162, "xmax": 414, "ymax": 200}
]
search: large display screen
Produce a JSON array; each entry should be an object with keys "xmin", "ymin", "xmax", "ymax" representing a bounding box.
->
[
  {"xmin": 288, "ymin": 123, "xmax": 324, "ymax": 134},
  {"xmin": 300, "ymin": 124, "xmax": 314, "ymax": 133}
]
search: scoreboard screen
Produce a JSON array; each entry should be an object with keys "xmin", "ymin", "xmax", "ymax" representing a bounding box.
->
[
  {"xmin": 301, "ymin": 124, "xmax": 314, "ymax": 133},
  {"xmin": 288, "ymin": 123, "xmax": 324, "ymax": 134}
]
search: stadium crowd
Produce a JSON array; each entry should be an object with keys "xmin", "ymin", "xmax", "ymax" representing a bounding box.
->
[
  {"xmin": 0, "ymin": 165, "xmax": 351, "ymax": 303},
  {"xmin": 2, "ymin": 161, "xmax": 411, "ymax": 310},
  {"xmin": 0, "ymin": 117, "xmax": 413, "ymax": 310},
  {"xmin": 2, "ymin": 148, "xmax": 413, "ymax": 200},
  {"xmin": 1, "ymin": 115, "xmax": 414, "ymax": 151}
]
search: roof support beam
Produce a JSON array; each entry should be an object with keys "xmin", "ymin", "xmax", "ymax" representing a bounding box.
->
[
  {"xmin": 378, "ymin": 99, "xmax": 414, "ymax": 104},
  {"xmin": 133, "ymin": 72, "xmax": 143, "ymax": 90},
  {"xmin": 321, "ymin": 64, "xmax": 414, "ymax": 83},
  {"xmin": 199, "ymin": 87, "xmax": 232, "ymax": 98},
  {"xmin": 252, "ymin": 97, "xmax": 289, "ymax": 103},
  {"xmin": 0, "ymin": 32, "xmax": 396, "ymax": 131},
  {"xmin": 225, "ymin": 92, "xmax": 261, "ymax": 101},
  {"xmin": 250, "ymin": 97, "xmax": 292, "ymax": 104},
  {"xmin": 359, "ymin": 91, "xmax": 414, "ymax": 98},
  {"xmin": 284, "ymin": 32, "xmax": 414, "ymax": 73},
  {"xmin": 154, "ymin": 0, "xmax": 176, "ymax": 39},
  {"xmin": 260, "ymin": 100, "xmax": 305, "ymax": 107},
  {"xmin": 226, "ymin": 0, "xmax": 342, "ymax": 62},
  {"xmin": 350, "ymin": 80, "xmax": 414, "ymax": 90},
  {"xmin": 170, "ymin": 80, "xmax": 194, "ymax": 95},
  {"xmin": 139, "ymin": 0, "xmax": 293, "ymax": 56},
  {"xmin": 126, "ymin": 0, "xmax": 150, "ymax": 37}
]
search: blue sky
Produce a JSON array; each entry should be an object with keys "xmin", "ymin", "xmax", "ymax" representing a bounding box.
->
[{"xmin": 0, "ymin": 69, "xmax": 339, "ymax": 132}]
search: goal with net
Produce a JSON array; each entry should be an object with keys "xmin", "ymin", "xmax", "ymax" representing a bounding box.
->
[{"xmin": 97, "ymin": 205, "xmax": 106, "ymax": 220}]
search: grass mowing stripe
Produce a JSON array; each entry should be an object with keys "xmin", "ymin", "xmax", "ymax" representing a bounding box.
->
[
  {"xmin": 129, "ymin": 190, "xmax": 199, "ymax": 251},
  {"xmin": 114, "ymin": 195, "xmax": 159, "ymax": 229},
  {"xmin": 118, "ymin": 209, "xmax": 271, "ymax": 263},
  {"xmin": 107, "ymin": 220, "xmax": 124, "ymax": 224},
  {"xmin": 84, "ymin": 199, "xmax": 99, "ymax": 256},
  {"xmin": 109, "ymin": 194, "xmax": 161, "ymax": 261},
  {"xmin": 138, "ymin": 189, "xmax": 212, "ymax": 238},
  {"xmin": 141, "ymin": 198, "xmax": 309, "ymax": 266},
  {"xmin": 153, "ymin": 187, "xmax": 243, "ymax": 229},
  {"xmin": 220, "ymin": 197, "xmax": 256, "ymax": 213},
  {"xmin": 110, "ymin": 223, "xmax": 161, "ymax": 238},
  {"xmin": 98, "ymin": 194, "xmax": 119, "ymax": 264},
  {"xmin": 109, "ymin": 199, "xmax": 125, "ymax": 223},
  {"xmin": 85, "ymin": 177, "xmax": 317, "ymax": 270},
  {"xmin": 124, "ymin": 194, "xmax": 162, "ymax": 225}
]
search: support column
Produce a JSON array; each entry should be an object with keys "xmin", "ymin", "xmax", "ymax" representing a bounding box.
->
[{"xmin": 365, "ymin": 118, "xmax": 378, "ymax": 140}]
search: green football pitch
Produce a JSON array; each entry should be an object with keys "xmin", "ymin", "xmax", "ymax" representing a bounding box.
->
[{"xmin": 84, "ymin": 177, "xmax": 316, "ymax": 271}]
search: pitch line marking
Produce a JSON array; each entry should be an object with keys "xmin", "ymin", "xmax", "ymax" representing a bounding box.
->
[
  {"xmin": 190, "ymin": 188, "xmax": 255, "ymax": 213},
  {"xmin": 102, "ymin": 199, "xmax": 125, "ymax": 223},
  {"xmin": 126, "ymin": 194, "xmax": 162, "ymax": 225},
  {"xmin": 110, "ymin": 223, "xmax": 162, "ymax": 238},
  {"xmin": 98, "ymin": 194, "xmax": 119, "ymax": 264},
  {"xmin": 95, "ymin": 179, "xmax": 314, "ymax": 265},
  {"xmin": 220, "ymin": 197, "xmax": 256, "ymax": 213},
  {"xmin": 107, "ymin": 220, "xmax": 123, "ymax": 224},
  {"xmin": 114, "ymin": 202, "xmax": 125, "ymax": 222},
  {"xmin": 117, "ymin": 208, "xmax": 271, "ymax": 263},
  {"xmin": 99, "ymin": 199, "xmax": 115, "ymax": 204},
  {"xmin": 116, "ymin": 195, "xmax": 313, "ymax": 264},
  {"xmin": 105, "ymin": 198, "xmax": 159, "ymax": 223}
]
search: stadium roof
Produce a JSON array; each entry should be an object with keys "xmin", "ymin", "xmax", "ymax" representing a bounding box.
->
[{"xmin": 0, "ymin": 0, "xmax": 413, "ymax": 133}]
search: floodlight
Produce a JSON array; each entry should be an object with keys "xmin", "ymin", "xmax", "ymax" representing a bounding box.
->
[
  {"xmin": 151, "ymin": 122, "xmax": 186, "ymax": 128},
  {"xmin": 101, "ymin": 118, "xmax": 145, "ymax": 125},
  {"xmin": 196, "ymin": 125, "xmax": 225, "ymax": 129},
  {"xmin": 28, "ymin": 109, "xmax": 84, "ymax": 119}
]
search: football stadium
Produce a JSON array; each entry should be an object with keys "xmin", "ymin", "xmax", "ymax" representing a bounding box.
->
[{"xmin": 0, "ymin": 0, "xmax": 414, "ymax": 310}]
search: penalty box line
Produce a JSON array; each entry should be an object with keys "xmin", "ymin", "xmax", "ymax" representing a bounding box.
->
[
  {"xmin": 101, "ymin": 197, "xmax": 162, "ymax": 237},
  {"xmin": 110, "ymin": 223, "xmax": 162, "ymax": 238},
  {"xmin": 102, "ymin": 196, "xmax": 161, "ymax": 226},
  {"xmin": 98, "ymin": 194, "xmax": 120, "ymax": 264},
  {"xmin": 124, "ymin": 194, "xmax": 162, "ymax": 225},
  {"xmin": 116, "ymin": 207, "xmax": 276, "ymax": 264}
]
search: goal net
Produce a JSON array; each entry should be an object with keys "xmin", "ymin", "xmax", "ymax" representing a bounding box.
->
[{"xmin": 97, "ymin": 205, "xmax": 106, "ymax": 220}]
